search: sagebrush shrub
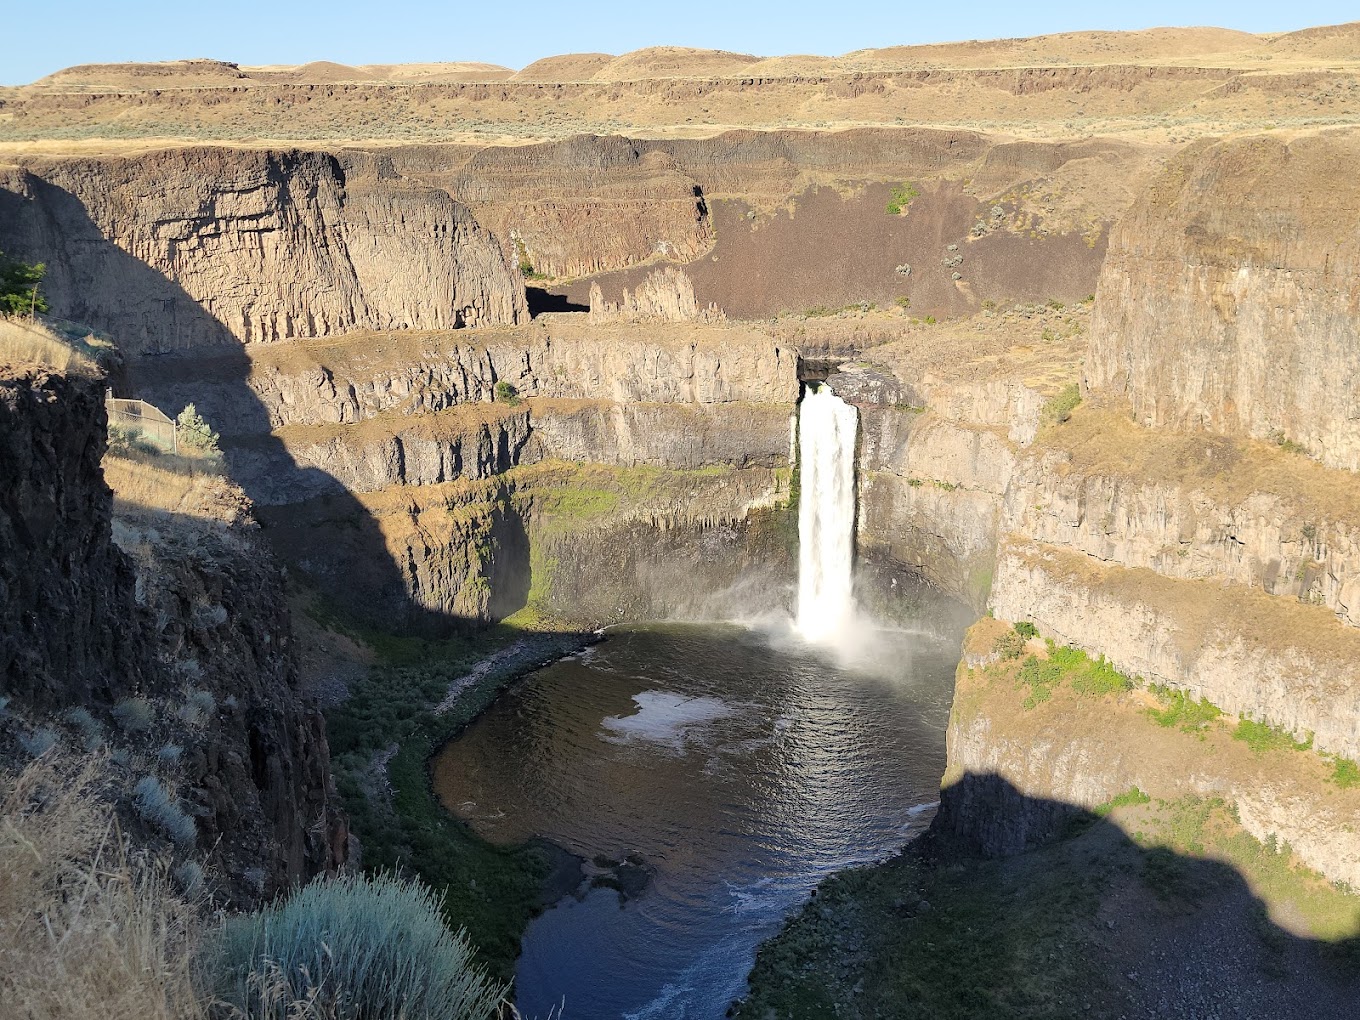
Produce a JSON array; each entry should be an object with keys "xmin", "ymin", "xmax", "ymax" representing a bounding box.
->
[
  {"xmin": 204, "ymin": 872, "xmax": 505, "ymax": 1020},
  {"xmin": 133, "ymin": 776, "xmax": 197, "ymax": 848},
  {"xmin": 176, "ymin": 404, "xmax": 220, "ymax": 454},
  {"xmin": 178, "ymin": 689, "xmax": 216, "ymax": 726},
  {"xmin": 19, "ymin": 727, "xmax": 58, "ymax": 758},
  {"xmin": 1041, "ymin": 383, "xmax": 1082, "ymax": 426},
  {"xmin": 112, "ymin": 697, "xmax": 154, "ymax": 732},
  {"xmin": 64, "ymin": 707, "xmax": 105, "ymax": 751}
]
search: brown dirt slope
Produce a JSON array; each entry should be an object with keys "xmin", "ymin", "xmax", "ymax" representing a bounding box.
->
[
  {"xmin": 591, "ymin": 47, "xmax": 761, "ymax": 79},
  {"xmin": 848, "ymin": 26, "xmax": 1265, "ymax": 69},
  {"xmin": 511, "ymin": 54, "xmax": 616, "ymax": 81}
]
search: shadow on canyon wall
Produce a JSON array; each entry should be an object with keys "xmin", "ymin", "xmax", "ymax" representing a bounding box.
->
[
  {"xmin": 0, "ymin": 177, "xmax": 529, "ymax": 637},
  {"xmin": 745, "ymin": 771, "xmax": 1360, "ymax": 1019},
  {"xmin": 525, "ymin": 285, "xmax": 588, "ymax": 317}
]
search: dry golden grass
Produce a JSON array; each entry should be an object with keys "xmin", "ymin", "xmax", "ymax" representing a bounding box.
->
[
  {"xmin": 103, "ymin": 450, "xmax": 250, "ymax": 528},
  {"xmin": 0, "ymin": 318, "xmax": 99, "ymax": 376},
  {"xmin": 0, "ymin": 756, "xmax": 205, "ymax": 1020},
  {"xmin": 270, "ymin": 401, "xmax": 525, "ymax": 447},
  {"xmin": 7, "ymin": 25, "xmax": 1359, "ymax": 151},
  {"xmin": 1043, "ymin": 401, "xmax": 1360, "ymax": 530}
]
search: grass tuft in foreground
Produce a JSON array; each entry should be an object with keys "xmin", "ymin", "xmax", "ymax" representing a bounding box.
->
[
  {"xmin": 206, "ymin": 872, "xmax": 505, "ymax": 1020},
  {"xmin": 0, "ymin": 756, "xmax": 204, "ymax": 1020}
]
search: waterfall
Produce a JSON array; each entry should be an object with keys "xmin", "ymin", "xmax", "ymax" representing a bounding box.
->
[{"xmin": 796, "ymin": 383, "xmax": 859, "ymax": 643}]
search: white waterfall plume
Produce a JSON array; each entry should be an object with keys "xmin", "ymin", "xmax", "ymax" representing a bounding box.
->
[{"xmin": 795, "ymin": 383, "xmax": 859, "ymax": 643}]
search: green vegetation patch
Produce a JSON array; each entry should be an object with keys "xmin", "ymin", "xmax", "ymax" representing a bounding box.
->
[
  {"xmin": 1094, "ymin": 787, "xmax": 1152, "ymax": 817},
  {"xmin": 1328, "ymin": 755, "xmax": 1360, "ymax": 789},
  {"xmin": 738, "ymin": 832, "xmax": 1107, "ymax": 1019},
  {"xmin": 318, "ymin": 608, "xmax": 585, "ymax": 981},
  {"xmin": 741, "ymin": 792, "xmax": 1360, "ymax": 1018},
  {"xmin": 0, "ymin": 250, "xmax": 48, "ymax": 316},
  {"xmin": 992, "ymin": 629, "xmax": 1026, "ymax": 662},
  {"xmin": 1041, "ymin": 383, "xmax": 1082, "ymax": 426},
  {"xmin": 1145, "ymin": 684, "xmax": 1222, "ymax": 734},
  {"xmin": 1013, "ymin": 643, "xmax": 1133, "ymax": 709},
  {"xmin": 538, "ymin": 486, "xmax": 620, "ymax": 521},
  {"xmin": 1232, "ymin": 718, "xmax": 1314, "ymax": 754},
  {"xmin": 886, "ymin": 182, "xmax": 922, "ymax": 215},
  {"xmin": 1017, "ymin": 654, "xmax": 1062, "ymax": 708}
]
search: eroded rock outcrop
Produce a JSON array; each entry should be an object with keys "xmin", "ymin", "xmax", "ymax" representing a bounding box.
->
[
  {"xmin": 0, "ymin": 360, "xmax": 346, "ymax": 900},
  {"xmin": 990, "ymin": 540, "xmax": 1360, "ymax": 759},
  {"xmin": 0, "ymin": 148, "xmax": 527, "ymax": 355},
  {"xmin": 125, "ymin": 319, "xmax": 799, "ymax": 631},
  {"xmin": 139, "ymin": 320, "xmax": 796, "ymax": 435},
  {"xmin": 1086, "ymin": 132, "xmax": 1360, "ymax": 469},
  {"xmin": 588, "ymin": 267, "xmax": 724, "ymax": 324},
  {"xmin": 939, "ymin": 620, "xmax": 1360, "ymax": 887},
  {"xmin": 1, "ymin": 364, "xmax": 147, "ymax": 707}
]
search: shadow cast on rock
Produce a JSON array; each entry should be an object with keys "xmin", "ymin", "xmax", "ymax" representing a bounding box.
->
[
  {"xmin": 0, "ymin": 174, "xmax": 530, "ymax": 638},
  {"xmin": 741, "ymin": 771, "xmax": 1360, "ymax": 1019}
]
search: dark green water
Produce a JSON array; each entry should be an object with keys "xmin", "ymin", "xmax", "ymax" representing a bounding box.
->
[{"xmin": 432, "ymin": 622, "xmax": 960, "ymax": 1018}]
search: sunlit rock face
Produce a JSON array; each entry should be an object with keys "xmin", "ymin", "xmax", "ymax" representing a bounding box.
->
[
  {"xmin": 1086, "ymin": 132, "xmax": 1360, "ymax": 470},
  {"xmin": 0, "ymin": 148, "xmax": 527, "ymax": 355}
]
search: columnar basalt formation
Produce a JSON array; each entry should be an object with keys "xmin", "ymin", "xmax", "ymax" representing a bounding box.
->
[
  {"xmin": 1, "ymin": 364, "xmax": 148, "ymax": 707},
  {"xmin": 588, "ymin": 267, "xmax": 723, "ymax": 324},
  {"xmin": 1086, "ymin": 133, "xmax": 1360, "ymax": 469},
  {"xmin": 0, "ymin": 360, "xmax": 346, "ymax": 901},
  {"xmin": 122, "ymin": 317, "xmax": 799, "ymax": 630},
  {"xmin": 0, "ymin": 148, "xmax": 526, "ymax": 355}
]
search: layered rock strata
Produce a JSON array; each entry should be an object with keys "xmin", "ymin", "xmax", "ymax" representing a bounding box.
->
[
  {"xmin": 588, "ymin": 267, "xmax": 723, "ymax": 324},
  {"xmin": 131, "ymin": 319, "xmax": 799, "ymax": 631},
  {"xmin": 940, "ymin": 621, "xmax": 1360, "ymax": 888},
  {"xmin": 0, "ymin": 148, "xmax": 526, "ymax": 356}
]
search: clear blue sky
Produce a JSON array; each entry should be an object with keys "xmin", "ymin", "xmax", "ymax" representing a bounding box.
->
[{"xmin": 6, "ymin": 1, "xmax": 1356, "ymax": 85}]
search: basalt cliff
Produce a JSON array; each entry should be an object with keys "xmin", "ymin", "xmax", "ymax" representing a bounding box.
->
[{"xmin": 4, "ymin": 24, "xmax": 1360, "ymax": 1016}]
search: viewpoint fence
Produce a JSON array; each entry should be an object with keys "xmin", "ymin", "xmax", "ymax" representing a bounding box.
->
[{"xmin": 106, "ymin": 395, "xmax": 178, "ymax": 454}]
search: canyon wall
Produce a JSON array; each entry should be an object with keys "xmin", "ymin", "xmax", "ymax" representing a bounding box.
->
[
  {"xmin": 8, "ymin": 122, "xmax": 1360, "ymax": 892},
  {"xmin": 0, "ymin": 148, "xmax": 527, "ymax": 355},
  {"xmin": 1086, "ymin": 132, "xmax": 1360, "ymax": 469},
  {"xmin": 917, "ymin": 129, "xmax": 1360, "ymax": 891},
  {"xmin": 938, "ymin": 622, "xmax": 1360, "ymax": 888},
  {"xmin": 0, "ymin": 360, "xmax": 346, "ymax": 901},
  {"xmin": 1, "ymin": 363, "xmax": 148, "ymax": 707},
  {"xmin": 130, "ymin": 318, "xmax": 799, "ymax": 632}
]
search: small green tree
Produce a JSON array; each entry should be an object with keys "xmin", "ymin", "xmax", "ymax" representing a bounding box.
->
[
  {"xmin": 494, "ymin": 381, "xmax": 520, "ymax": 406},
  {"xmin": 176, "ymin": 403, "xmax": 220, "ymax": 453},
  {"xmin": 0, "ymin": 250, "xmax": 49, "ymax": 316},
  {"xmin": 1040, "ymin": 383, "xmax": 1082, "ymax": 426}
]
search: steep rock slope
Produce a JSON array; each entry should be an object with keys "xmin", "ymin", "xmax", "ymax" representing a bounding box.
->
[
  {"xmin": 0, "ymin": 360, "xmax": 346, "ymax": 900},
  {"xmin": 0, "ymin": 148, "xmax": 526, "ymax": 355},
  {"xmin": 1, "ymin": 364, "xmax": 147, "ymax": 706},
  {"xmin": 889, "ymin": 132, "xmax": 1360, "ymax": 899},
  {"xmin": 1086, "ymin": 132, "xmax": 1360, "ymax": 469},
  {"xmin": 124, "ymin": 317, "xmax": 799, "ymax": 632},
  {"xmin": 388, "ymin": 130, "xmax": 1146, "ymax": 311}
]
